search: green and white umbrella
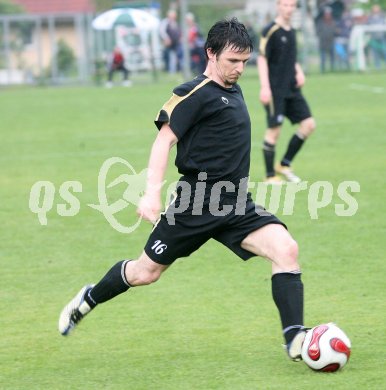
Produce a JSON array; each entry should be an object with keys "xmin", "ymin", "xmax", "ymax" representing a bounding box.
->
[{"xmin": 92, "ymin": 8, "xmax": 159, "ymax": 31}]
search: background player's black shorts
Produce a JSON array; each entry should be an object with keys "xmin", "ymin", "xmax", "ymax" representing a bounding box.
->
[
  {"xmin": 264, "ymin": 88, "xmax": 312, "ymax": 128},
  {"xmin": 144, "ymin": 191, "xmax": 286, "ymax": 265}
]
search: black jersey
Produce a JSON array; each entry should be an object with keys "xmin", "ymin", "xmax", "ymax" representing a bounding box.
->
[
  {"xmin": 155, "ymin": 74, "xmax": 251, "ymax": 187},
  {"xmin": 259, "ymin": 22, "xmax": 297, "ymax": 96}
]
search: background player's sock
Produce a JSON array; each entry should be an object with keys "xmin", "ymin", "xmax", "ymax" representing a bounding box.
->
[
  {"xmin": 263, "ymin": 140, "xmax": 276, "ymax": 177},
  {"xmin": 281, "ymin": 132, "xmax": 305, "ymax": 167},
  {"xmin": 271, "ymin": 272, "xmax": 304, "ymax": 344},
  {"xmin": 85, "ymin": 260, "xmax": 132, "ymax": 308}
]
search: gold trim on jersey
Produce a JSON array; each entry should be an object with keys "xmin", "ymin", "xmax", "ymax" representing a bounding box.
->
[
  {"xmin": 259, "ymin": 24, "xmax": 280, "ymax": 56},
  {"xmin": 269, "ymin": 99, "xmax": 275, "ymax": 117},
  {"xmin": 151, "ymin": 190, "xmax": 178, "ymax": 231},
  {"xmin": 155, "ymin": 78, "xmax": 212, "ymax": 122}
]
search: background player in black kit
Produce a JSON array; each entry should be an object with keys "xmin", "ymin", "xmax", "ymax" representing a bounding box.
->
[
  {"xmin": 59, "ymin": 18, "xmax": 307, "ymax": 362},
  {"xmin": 258, "ymin": 0, "xmax": 316, "ymax": 183}
]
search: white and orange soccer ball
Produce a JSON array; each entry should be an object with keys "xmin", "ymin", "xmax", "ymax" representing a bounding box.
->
[{"xmin": 301, "ymin": 323, "xmax": 351, "ymax": 372}]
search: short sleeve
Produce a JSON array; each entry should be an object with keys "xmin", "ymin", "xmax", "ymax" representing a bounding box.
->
[
  {"xmin": 154, "ymin": 89, "xmax": 203, "ymax": 140},
  {"xmin": 259, "ymin": 23, "xmax": 279, "ymax": 59}
]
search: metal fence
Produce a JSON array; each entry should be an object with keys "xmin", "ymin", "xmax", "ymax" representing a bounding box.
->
[
  {"xmin": 0, "ymin": 9, "xmax": 385, "ymax": 86},
  {"xmin": 0, "ymin": 13, "xmax": 98, "ymax": 85}
]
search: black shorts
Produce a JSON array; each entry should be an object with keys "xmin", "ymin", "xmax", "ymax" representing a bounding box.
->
[
  {"xmin": 264, "ymin": 88, "xmax": 312, "ymax": 128},
  {"xmin": 144, "ymin": 190, "xmax": 285, "ymax": 265}
]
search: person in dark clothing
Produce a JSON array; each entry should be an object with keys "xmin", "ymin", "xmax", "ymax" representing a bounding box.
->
[
  {"xmin": 160, "ymin": 9, "xmax": 181, "ymax": 73},
  {"xmin": 257, "ymin": 0, "xmax": 316, "ymax": 183},
  {"xmin": 59, "ymin": 18, "xmax": 307, "ymax": 362},
  {"xmin": 315, "ymin": 7, "xmax": 337, "ymax": 73}
]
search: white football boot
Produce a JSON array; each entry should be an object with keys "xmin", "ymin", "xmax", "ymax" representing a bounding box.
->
[
  {"xmin": 286, "ymin": 328, "xmax": 308, "ymax": 361},
  {"xmin": 58, "ymin": 285, "xmax": 94, "ymax": 336},
  {"xmin": 275, "ymin": 164, "xmax": 302, "ymax": 183}
]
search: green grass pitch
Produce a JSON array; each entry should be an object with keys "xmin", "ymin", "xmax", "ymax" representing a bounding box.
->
[{"xmin": 1, "ymin": 70, "xmax": 385, "ymax": 389}]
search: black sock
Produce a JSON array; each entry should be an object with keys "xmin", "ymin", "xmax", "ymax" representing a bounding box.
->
[
  {"xmin": 271, "ymin": 272, "xmax": 304, "ymax": 344},
  {"xmin": 85, "ymin": 260, "xmax": 132, "ymax": 308},
  {"xmin": 263, "ymin": 140, "xmax": 276, "ymax": 177},
  {"xmin": 281, "ymin": 133, "xmax": 305, "ymax": 167}
]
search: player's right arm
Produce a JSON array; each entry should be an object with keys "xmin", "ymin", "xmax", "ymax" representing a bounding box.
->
[
  {"xmin": 137, "ymin": 124, "xmax": 178, "ymax": 224},
  {"xmin": 295, "ymin": 62, "xmax": 306, "ymax": 88},
  {"xmin": 257, "ymin": 54, "xmax": 272, "ymax": 105}
]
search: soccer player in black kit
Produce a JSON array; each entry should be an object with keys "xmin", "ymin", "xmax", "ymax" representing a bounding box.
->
[
  {"xmin": 258, "ymin": 0, "xmax": 316, "ymax": 183},
  {"xmin": 59, "ymin": 18, "xmax": 307, "ymax": 362}
]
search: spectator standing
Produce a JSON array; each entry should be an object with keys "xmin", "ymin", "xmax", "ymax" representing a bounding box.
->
[
  {"xmin": 335, "ymin": 10, "xmax": 353, "ymax": 70},
  {"xmin": 106, "ymin": 47, "xmax": 131, "ymax": 88},
  {"xmin": 160, "ymin": 9, "xmax": 181, "ymax": 73},
  {"xmin": 367, "ymin": 4, "xmax": 386, "ymax": 69},
  {"xmin": 315, "ymin": 7, "xmax": 337, "ymax": 73},
  {"xmin": 186, "ymin": 12, "xmax": 206, "ymax": 74}
]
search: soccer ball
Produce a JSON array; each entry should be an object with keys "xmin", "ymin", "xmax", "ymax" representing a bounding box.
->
[{"xmin": 301, "ymin": 323, "xmax": 351, "ymax": 372}]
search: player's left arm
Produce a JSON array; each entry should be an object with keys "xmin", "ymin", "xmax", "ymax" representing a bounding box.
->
[{"xmin": 295, "ymin": 62, "xmax": 306, "ymax": 88}]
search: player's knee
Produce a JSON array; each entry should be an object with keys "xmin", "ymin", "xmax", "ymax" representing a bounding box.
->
[
  {"xmin": 305, "ymin": 118, "xmax": 316, "ymax": 136},
  {"xmin": 308, "ymin": 118, "xmax": 316, "ymax": 133},
  {"xmin": 301, "ymin": 117, "xmax": 316, "ymax": 137},
  {"xmin": 287, "ymin": 238, "xmax": 299, "ymax": 262},
  {"xmin": 136, "ymin": 269, "xmax": 162, "ymax": 285},
  {"xmin": 127, "ymin": 260, "xmax": 164, "ymax": 286},
  {"xmin": 278, "ymin": 238, "xmax": 299, "ymax": 269}
]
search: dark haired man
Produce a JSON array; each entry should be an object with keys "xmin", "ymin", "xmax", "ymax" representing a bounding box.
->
[{"xmin": 59, "ymin": 18, "xmax": 307, "ymax": 362}]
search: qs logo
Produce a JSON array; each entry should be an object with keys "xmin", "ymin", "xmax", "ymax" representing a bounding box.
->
[
  {"xmin": 88, "ymin": 157, "xmax": 148, "ymax": 233},
  {"xmin": 29, "ymin": 157, "xmax": 148, "ymax": 234}
]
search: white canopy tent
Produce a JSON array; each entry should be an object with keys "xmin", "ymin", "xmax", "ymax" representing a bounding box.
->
[
  {"xmin": 92, "ymin": 8, "xmax": 159, "ymax": 31},
  {"xmin": 92, "ymin": 8, "xmax": 161, "ymax": 72}
]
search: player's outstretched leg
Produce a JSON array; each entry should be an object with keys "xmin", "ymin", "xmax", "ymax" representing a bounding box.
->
[
  {"xmin": 58, "ymin": 256, "xmax": 166, "ymax": 336},
  {"xmin": 58, "ymin": 259, "xmax": 132, "ymax": 336},
  {"xmin": 58, "ymin": 284, "xmax": 95, "ymax": 336}
]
